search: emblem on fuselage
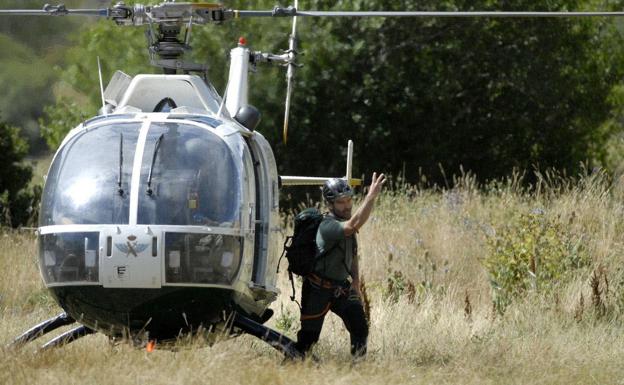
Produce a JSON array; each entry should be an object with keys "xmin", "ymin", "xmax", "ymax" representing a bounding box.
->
[{"xmin": 115, "ymin": 235, "xmax": 149, "ymax": 257}]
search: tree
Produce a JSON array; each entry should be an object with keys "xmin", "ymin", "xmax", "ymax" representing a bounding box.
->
[
  {"xmin": 0, "ymin": 117, "xmax": 40, "ymax": 227},
  {"xmin": 39, "ymin": 0, "xmax": 624, "ymax": 186},
  {"xmin": 0, "ymin": 0, "xmax": 88, "ymax": 152},
  {"xmin": 273, "ymin": 0, "xmax": 624, "ymax": 184},
  {"xmin": 0, "ymin": 34, "xmax": 56, "ymax": 152}
]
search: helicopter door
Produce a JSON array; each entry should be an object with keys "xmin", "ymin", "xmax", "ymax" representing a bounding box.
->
[
  {"xmin": 247, "ymin": 134, "xmax": 279, "ymax": 288},
  {"xmin": 101, "ymin": 228, "xmax": 161, "ymax": 288}
]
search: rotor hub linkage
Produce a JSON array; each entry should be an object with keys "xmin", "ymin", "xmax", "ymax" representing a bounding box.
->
[
  {"xmin": 272, "ymin": 6, "xmax": 297, "ymax": 17},
  {"xmin": 151, "ymin": 25, "xmax": 185, "ymax": 58},
  {"xmin": 146, "ymin": 22, "xmax": 206, "ymax": 74},
  {"xmin": 43, "ymin": 4, "xmax": 67, "ymax": 16},
  {"xmin": 109, "ymin": 2, "xmax": 230, "ymax": 26}
]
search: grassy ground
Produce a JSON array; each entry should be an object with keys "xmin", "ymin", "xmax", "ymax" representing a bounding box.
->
[{"xmin": 3, "ymin": 172, "xmax": 624, "ymax": 384}]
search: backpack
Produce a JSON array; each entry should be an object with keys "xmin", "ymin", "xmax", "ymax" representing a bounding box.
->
[
  {"xmin": 280, "ymin": 207, "xmax": 324, "ymax": 276},
  {"xmin": 277, "ymin": 207, "xmax": 326, "ymax": 302}
]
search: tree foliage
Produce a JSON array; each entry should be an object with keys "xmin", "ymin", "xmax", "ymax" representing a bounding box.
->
[
  {"xmin": 0, "ymin": 117, "xmax": 40, "ymax": 227},
  {"xmin": 0, "ymin": 0, "xmax": 87, "ymax": 151},
  {"xmin": 0, "ymin": 34, "xmax": 56, "ymax": 150},
  {"xmin": 39, "ymin": 0, "xmax": 624, "ymax": 186},
  {"xmin": 275, "ymin": 0, "xmax": 624, "ymax": 183}
]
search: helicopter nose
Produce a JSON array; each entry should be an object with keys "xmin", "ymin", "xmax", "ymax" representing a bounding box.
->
[{"xmin": 102, "ymin": 228, "xmax": 160, "ymax": 288}]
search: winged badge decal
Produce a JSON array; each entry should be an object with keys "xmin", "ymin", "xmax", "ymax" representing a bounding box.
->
[{"xmin": 115, "ymin": 235, "xmax": 149, "ymax": 257}]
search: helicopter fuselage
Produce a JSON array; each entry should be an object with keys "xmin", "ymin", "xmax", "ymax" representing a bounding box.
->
[{"xmin": 37, "ymin": 74, "xmax": 281, "ymax": 341}]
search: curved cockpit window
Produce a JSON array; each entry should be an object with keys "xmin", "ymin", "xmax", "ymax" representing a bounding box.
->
[
  {"xmin": 40, "ymin": 123, "xmax": 140, "ymax": 226},
  {"xmin": 40, "ymin": 120, "xmax": 242, "ymax": 228},
  {"xmin": 137, "ymin": 123, "xmax": 241, "ymax": 226}
]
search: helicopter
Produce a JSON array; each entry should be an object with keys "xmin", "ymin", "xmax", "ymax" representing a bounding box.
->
[{"xmin": 2, "ymin": 2, "xmax": 623, "ymax": 359}]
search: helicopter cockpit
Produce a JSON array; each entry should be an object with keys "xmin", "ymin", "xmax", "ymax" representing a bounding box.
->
[
  {"xmin": 39, "ymin": 116, "xmax": 253, "ymax": 288},
  {"xmin": 41, "ymin": 121, "xmax": 241, "ymax": 227}
]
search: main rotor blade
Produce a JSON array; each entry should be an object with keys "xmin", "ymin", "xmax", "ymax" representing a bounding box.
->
[
  {"xmin": 234, "ymin": 10, "xmax": 624, "ymax": 18},
  {"xmin": 0, "ymin": 8, "xmax": 108, "ymax": 17},
  {"xmin": 298, "ymin": 10, "xmax": 624, "ymax": 17}
]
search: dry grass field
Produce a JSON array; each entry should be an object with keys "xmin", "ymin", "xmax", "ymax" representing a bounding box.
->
[{"xmin": 3, "ymin": 172, "xmax": 624, "ymax": 384}]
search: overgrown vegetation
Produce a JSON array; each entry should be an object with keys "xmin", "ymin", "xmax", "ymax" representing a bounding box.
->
[
  {"xmin": 4, "ymin": 173, "xmax": 624, "ymax": 383},
  {"xmin": 5, "ymin": 173, "xmax": 624, "ymax": 383},
  {"xmin": 0, "ymin": 118, "xmax": 40, "ymax": 227},
  {"xmin": 485, "ymin": 211, "xmax": 591, "ymax": 314}
]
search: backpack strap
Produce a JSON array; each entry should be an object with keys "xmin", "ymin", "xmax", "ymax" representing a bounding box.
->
[
  {"xmin": 276, "ymin": 236, "xmax": 292, "ymax": 274},
  {"xmin": 288, "ymin": 270, "xmax": 301, "ymax": 309}
]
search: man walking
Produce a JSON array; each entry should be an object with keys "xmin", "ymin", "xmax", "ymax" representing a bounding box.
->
[{"xmin": 295, "ymin": 172, "xmax": 386, "ymax": 357}]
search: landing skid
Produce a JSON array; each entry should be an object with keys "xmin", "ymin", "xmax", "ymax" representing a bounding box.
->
[
  {"xmin": 232, "ymin": 312, "xmax": 302, "ymax": 359},
  {"xmin": 11, "ymin": 312, "xmax": 76, "ymax": 347},
  {"xmin": 11, "ymin": 311, "xmax": 301, "ymax": 359},
  {"xmin": 41, "ymin": 325, "xmax": 96, "ymax": 350},
  {"xmin": 10, "ymin": 312, "xmax": 96, "ymax": 350}
]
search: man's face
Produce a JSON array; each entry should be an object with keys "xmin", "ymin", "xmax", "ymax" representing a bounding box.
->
[{"xmin": 330, "ymin": 196, "xmax": 353, "ymax": 219}]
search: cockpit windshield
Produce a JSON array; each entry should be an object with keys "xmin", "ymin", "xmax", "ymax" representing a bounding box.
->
[
  {"xmin": 40, "ymin": 123, "xmax": 139, "ymax": 226},
  {"xmin": 40, "ymin": 120, "xmax": 243, "ymax": 227},
  {"xmin": 137, "ymin": 123, "xmax": 241, "ymax": 226}
]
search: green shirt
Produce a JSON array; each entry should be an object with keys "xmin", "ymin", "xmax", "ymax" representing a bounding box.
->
[{"xmin": 314, "ymin": 214, "xmax": 357, "ymax": 281}]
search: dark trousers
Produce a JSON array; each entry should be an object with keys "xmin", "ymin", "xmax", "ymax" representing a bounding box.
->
[{"xmin": 295, "ymin": 278, "xmax": 368, "ymax": 357}]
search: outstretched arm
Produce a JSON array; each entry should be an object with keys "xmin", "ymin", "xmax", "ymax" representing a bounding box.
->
[{"xmin": 344, "ymin": 172, "xmax": 386, "ymax": 236}]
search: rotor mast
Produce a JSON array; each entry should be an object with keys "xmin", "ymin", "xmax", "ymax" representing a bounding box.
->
[{"xmin": 146, "ymin": 22, "xmax": 207, "ymax": 75}]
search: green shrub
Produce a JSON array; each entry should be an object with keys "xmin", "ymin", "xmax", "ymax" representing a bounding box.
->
[
  {"xmin": 384, "ymin": 270, "xmax": 413, "ymax": 303},
  {"xmin": 0, "ymin": 119, "xmax": 40, "ymax": 227},
  {"xmin": 39, "ymin": 97, "xmax": 95, "ymax": 150},
  {"xmin": 484, "ymin": 212, "xmax": 590, "ymax": 314},
  {"xmin": 275, "ymin": 303, "xmax": 297, "ymax": 333}
]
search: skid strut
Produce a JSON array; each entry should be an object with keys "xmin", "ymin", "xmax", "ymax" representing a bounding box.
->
[
  {"xmin": 11, "ymin": 312, "xmax": 76, "ymax": 347},
  {"xmin": 232, "ymin": 312, "xmax": 302, "ymax": 359},
  {"xmin": 41, "ymin": 325, "xmax": 96, "ymax": 350}
]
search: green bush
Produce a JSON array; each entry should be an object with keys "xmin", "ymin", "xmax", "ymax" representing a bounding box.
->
[
  {"xmin": 0, "ymin": 119, "xmax": 40, "ymax": 227},
  {"xmin": 484, "ymin": 212, "xmax": 590, "ymax": 314},
  {"xmin": 275, "ymin": 303, "xmax": 297, "ymax": 333},
  {"xmin": 39, "ymin": 97, "xmax": 94, "ymax": 150}
]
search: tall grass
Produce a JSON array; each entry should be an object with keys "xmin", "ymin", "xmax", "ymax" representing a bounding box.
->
[{"xmin": 3, "ymin": 172, "xmax": 624, "ymax": 384}]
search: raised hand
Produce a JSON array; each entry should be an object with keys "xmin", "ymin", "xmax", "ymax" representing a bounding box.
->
[{"xmin": 367, "ymin": 172, "xmax": 386, "ymax": 199}]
